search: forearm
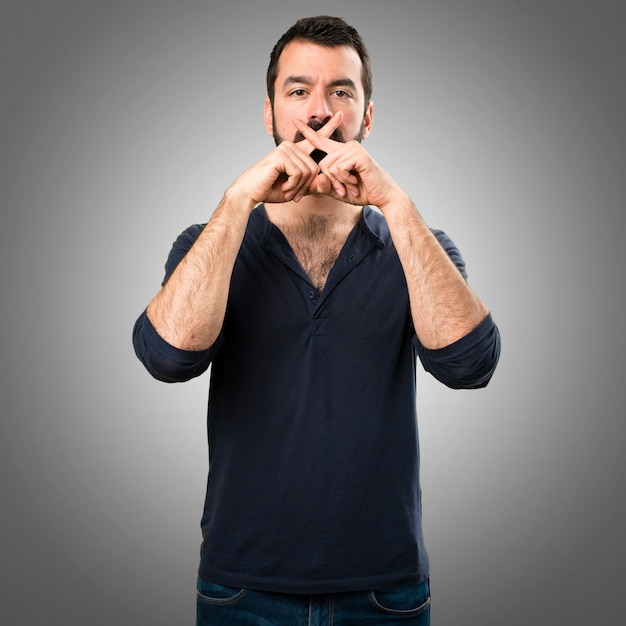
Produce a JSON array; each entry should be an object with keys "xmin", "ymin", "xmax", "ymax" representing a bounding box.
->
[
  {"xmin": 380, "ymin": 191, "xmax": 489, "ymax": 350},
  {"xmin": 146, "ymin": 188, "xmax": 254, "ymax": 351}
]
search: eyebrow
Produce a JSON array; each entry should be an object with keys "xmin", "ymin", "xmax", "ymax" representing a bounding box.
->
[{"xmin": 283, "ymin": 76, "xmax": 358, "ymax": 91}]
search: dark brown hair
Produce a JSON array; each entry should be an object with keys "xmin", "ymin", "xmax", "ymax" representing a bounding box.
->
[{"xmin": 266, "ymin": 16, "xmax": 372, "ymax": 109}]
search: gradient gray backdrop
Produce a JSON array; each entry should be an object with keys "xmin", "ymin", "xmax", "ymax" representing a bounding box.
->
[{"xmin": 1, "ymin": 1, "xmax": 624, "ymax": 624}]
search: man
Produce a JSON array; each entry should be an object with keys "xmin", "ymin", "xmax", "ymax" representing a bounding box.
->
[{"xmin": 133, "ymin": 15, "xmax": 500, "ymax": 625}]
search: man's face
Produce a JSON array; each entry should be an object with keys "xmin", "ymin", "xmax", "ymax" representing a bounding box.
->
[{"xmin": 265, "ymin": 41, "xmax": 373, "ymax": 147}]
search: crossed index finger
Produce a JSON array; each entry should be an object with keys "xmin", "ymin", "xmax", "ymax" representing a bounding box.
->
[{"xmin": 293, "ymin": 112, "xmax": 343, "ymax": 162}]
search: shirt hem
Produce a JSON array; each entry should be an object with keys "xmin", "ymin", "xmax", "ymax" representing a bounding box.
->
[{"xmin": 197, "ymin": 564, "xmax": 430, "ymax": 595}]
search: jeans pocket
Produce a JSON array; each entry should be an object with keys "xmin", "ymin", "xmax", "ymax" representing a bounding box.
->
[
  {"xmin": 196, "ymin": 577, "xmax": 247, "ymax": 605},
  {"xmin": 368, "ymin": 579, "xmax": 431, "ymax": 616}
]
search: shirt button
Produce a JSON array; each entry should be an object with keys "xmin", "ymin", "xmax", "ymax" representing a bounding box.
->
[{"xmin": 308, "ymin": 290, "xmax": 317, "ymax": 300}]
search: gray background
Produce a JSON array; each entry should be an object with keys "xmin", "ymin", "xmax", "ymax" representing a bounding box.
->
[{"xmin": 1, "ymin": 0, "xmax": 624, "ymax": 624}]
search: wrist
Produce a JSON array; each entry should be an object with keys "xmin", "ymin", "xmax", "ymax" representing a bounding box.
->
[
  {"xmin": 223, "ymin": 181, "xmax": 259, "ymax": 216},
  {"xmin": 378, "ymin": 190, "xmax": 433, "ymax": 238},
  {"xmin": 377, "ymin": 187, "xmax": 412, "ymax": 215}
]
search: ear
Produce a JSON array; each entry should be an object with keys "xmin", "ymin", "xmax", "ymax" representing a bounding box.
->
[
  {"xmin": 361, "ymin": 101, "xmax": 374, "ymax": 140},
  {"xmin": 264, "ymin": 97, "xmax": 274, "ymax": 137}
]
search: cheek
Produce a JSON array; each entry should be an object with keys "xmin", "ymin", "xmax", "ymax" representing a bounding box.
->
[
  {"xmin": 342, "ymin": 112, "xmax": 364, "ymax": 136},
  {"xmin": 273, "ymin": 105, "xmax": 298, "ymax": 130}
]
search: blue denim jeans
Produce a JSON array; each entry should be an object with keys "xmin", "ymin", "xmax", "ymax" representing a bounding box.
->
[{"xmin": 196, "ymin": 576, "xmax": 430, "ymax": 625}]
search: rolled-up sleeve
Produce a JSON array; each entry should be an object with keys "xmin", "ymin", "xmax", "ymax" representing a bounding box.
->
[
  {"xmin": 415, "ymin": 313, "xmax": 501, "ymax": 389},
  {"xmin": 132, "ymin": 310, "xmax": 222, "ymax": 382}
]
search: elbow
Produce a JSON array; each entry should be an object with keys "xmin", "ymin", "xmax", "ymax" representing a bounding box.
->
[
  {"xmin": 134, "ymin": 347, "xmax": 207, "ymax": 384},
  {"xmin": 436, "ymin": 348, "xmax": 500, "ymax": 390}
]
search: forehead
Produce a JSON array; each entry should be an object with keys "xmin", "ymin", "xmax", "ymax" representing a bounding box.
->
[{"xmin": 276, "ymin": 41, "xmax": 363, "ymax": 89}]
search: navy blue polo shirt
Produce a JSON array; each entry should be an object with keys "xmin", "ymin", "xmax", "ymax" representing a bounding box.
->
[{"xmin": 133, "ymin": 204, "xmax": 500, "ymax": 594}]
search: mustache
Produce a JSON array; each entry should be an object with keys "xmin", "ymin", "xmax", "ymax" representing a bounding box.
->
[{"xmin": 294, "ymin": 118, "xmax": 345, "ymax": 144}]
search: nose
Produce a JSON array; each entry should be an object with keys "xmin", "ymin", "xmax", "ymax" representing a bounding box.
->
[{"xmin": 308, "ymin": 91, "xmax": 332, "ymax": 123}]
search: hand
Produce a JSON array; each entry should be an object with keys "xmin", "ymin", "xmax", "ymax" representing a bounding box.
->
[
  {"xmin": 231, "ymin": 113, "xmax": 345, "ymax": 207},
  {"xmin": 292, "ymin": 117, "xmax": 400, "ymax": 208}
]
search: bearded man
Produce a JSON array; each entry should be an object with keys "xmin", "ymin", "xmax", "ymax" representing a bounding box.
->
[{"xmin": 133, "ymin": 15, "xmax": 500, "ymax": 626}]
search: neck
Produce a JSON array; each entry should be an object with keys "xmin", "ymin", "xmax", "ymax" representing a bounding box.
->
[{"xmin": 265, "ymin": 195, "xmax": 362, "ymax": 230}]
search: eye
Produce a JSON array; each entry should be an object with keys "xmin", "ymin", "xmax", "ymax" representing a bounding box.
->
[
  {"xmin": 289, "ymin": 89, "xmax": 307, "ymax": 97},
  {"xmin": 333, "ymin": 90, "xmax": 352, "ymax": 99}
]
